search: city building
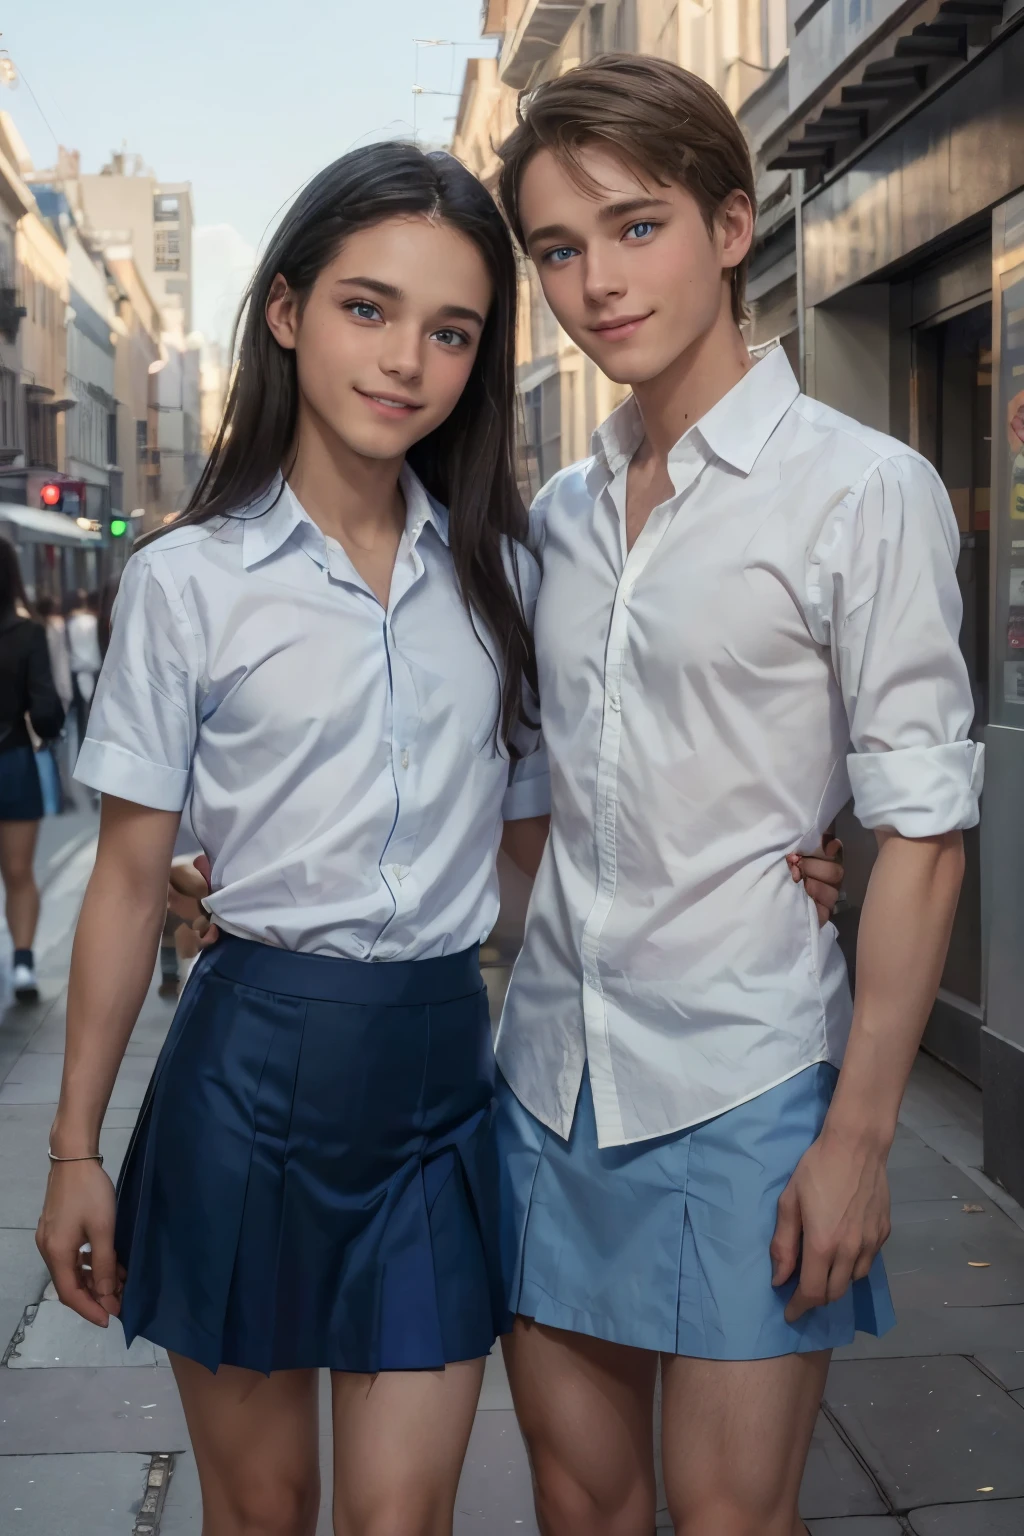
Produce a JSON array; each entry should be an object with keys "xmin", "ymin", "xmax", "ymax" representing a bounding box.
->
[
  {"xmin": 103, "ymin": 244, "xmax": 162, "ymax": 531},
  {"xmin": 453, "ymin": 0, "xmax": 1024, "ymax": 1202},
  {"xmin": 0, "ymin": 114, "xmax": 70, "ymax": 502},
  {"xmin": 32, "ymin": 146, "xmax": 204, "ymax": 520}
]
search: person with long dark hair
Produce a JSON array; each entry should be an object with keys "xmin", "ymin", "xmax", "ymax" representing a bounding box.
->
[
  {"xmin": 35, "ymin": 143, "xmax": 548, "ymax": 1536},
  {"xmin": 0, "ymin": 540, "xmax": 64, "ymax": 1001}
]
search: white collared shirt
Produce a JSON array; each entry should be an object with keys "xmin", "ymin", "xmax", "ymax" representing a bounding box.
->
[
  {"xmin": 76, "ymin": 466, "xmax": 549, "ymax": 959},
  {"xmin": 496, "ymin": 347, "xmax": 982, "ymax": 1148}
]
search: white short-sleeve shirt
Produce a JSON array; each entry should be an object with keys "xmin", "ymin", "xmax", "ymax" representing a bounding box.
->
[
  {"xmin": 76, "ymin": 465, "xmax": 549, "ymax": 959},
  {"xmin": 496, "ymin": 347, "xmax": 982, "ymax": 1148}
]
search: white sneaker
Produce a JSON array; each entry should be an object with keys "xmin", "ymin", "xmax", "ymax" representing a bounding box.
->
[{"xmin": 12, "ymin": 963, "xmax": 38, "ymax": 1003}]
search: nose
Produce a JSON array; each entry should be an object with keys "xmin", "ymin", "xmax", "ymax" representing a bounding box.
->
[
  {"xmin": 582, "ymin": 243, "xmax": 627, "ymax": 307},
  {"xmin": 379, "ymin": 322, "xmax": 423, "ymax": 385}
]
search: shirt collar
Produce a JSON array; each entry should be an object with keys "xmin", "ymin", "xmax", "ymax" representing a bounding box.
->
[
  {"xmin": 586, "ymin": 344, "xmax": 801, "ymax": 492},
  {"xmin": 240, "ymin": 464, "xmax": 450, "ymax": 571},
  {"xmin": 693, "ymin": 345, "xmax": 800, "ymax": 474}
]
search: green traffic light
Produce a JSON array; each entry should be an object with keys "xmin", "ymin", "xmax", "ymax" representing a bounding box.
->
[{"xmin": 109, "ymin": 518, "xmax": 128, "ymax": 538}]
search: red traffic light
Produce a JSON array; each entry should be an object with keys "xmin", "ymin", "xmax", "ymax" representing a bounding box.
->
[{"xmin": 40, "ymin": 483, "xmax": 62, "ymax": 508}]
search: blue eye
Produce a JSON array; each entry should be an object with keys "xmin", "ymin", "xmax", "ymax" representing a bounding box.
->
[
  {"xmin": 543, "ymin": 245, "xmax": 578, "ymax": 266},
  {"xmin": 625, "ymin": 221, "xmax": 656, "ymax": 241},
  {"xmin": 432, "ymin": 328, "xmax": 469, "ymax": 349},
  {"xmin": 346, "ymin": 300, "xmax": 381, "ymax": 321}
]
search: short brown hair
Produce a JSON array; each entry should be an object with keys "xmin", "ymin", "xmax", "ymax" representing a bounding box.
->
[{"xmin": 497, "ymin": 53, "xmax": 756, "ymax": 324}]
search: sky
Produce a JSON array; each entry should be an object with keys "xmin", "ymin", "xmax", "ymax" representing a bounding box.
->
[{"xmin": 2, "ymin": 0, "xmax": 494, "ymax": 349}]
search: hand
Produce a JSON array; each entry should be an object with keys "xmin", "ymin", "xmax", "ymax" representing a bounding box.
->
[
  {"xmin": 167, "ymin": 854, "xmax": 219, "ymax": 948},
  {"xmin": 770, "ymin": 1123, "xmax": 891, "ymax": 1322},
  {"xmin": 36, "ymin": 1160, "xmax": 124, "ymax": 1327},
  {"xmin": 788, "ymin": 837, "xmax": 844, "ymax": 927}
]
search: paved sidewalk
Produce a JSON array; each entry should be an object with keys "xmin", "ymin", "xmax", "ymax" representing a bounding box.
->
[{"xmin": 0, "ymin": 850, "xmax": 1022, "ymax": 1532}]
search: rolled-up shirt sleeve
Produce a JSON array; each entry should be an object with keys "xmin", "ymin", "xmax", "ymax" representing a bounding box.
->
[
  {"xmin": 74, "ymin": 551, "xmax": 198, "ymax": 811},
  {"xmin": 823, "ymin": 453, "xmax": 983, "ymax": 836}
]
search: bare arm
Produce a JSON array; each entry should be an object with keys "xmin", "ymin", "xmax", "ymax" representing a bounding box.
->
[
  {"xmin": 772, "ymin": 828, "xmax": 964, "ymax": 1318},
  {"xmin": 37, "ymin": 795, "xmax": 181, "ymax": 1326},
  {"xmin": 500, "ymin": 814, "xmax": 550, "ymax": 881}
]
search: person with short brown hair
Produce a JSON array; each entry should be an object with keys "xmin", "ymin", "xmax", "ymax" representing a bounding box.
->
[{"xmin": 491, "ymin": 54, "xmax": 978, "ymax": 1536}]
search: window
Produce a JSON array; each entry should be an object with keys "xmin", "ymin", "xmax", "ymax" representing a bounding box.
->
[
  {"xmin": 107, "ymin": 412, "xmax": 118, "ymax": 467},
  {"xmin": 26, "ymin": 398, "xmax": 57, "ymax": 468},
  {"xmin": 154, "ymin": 228, "xmax": 181, "ymax": 271},
  {"xmin": 154, "ymin": 194, "xmax": 180, "ymax": 221},
  {"xmin": 0, "ymin": 367, "xmax": 17, "ymax": 450},
  {"xmin": 136, "ymin": 418, "xmax": 148, "ymax": 460}
]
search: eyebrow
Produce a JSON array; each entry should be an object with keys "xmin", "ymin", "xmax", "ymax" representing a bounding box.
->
[
  {"xmin": 334, "ymin": 275, "xmax": 485, "ymax": 326},
  {"xmin": 526, "ymin": 197, "xmax": 673, "ymax": 248}
]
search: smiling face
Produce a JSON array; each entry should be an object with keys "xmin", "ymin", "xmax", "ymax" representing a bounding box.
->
[
  {"xmin": 266, "ymin": 214, "xmax": 494, "ymax": 463},
  {"xmin": 518, "ymin": 144, "xmax": 752, "ymax": 388}
]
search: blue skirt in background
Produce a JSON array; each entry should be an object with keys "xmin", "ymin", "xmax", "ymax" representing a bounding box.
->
[
  {"xmin": 0, "ymin": 745, "xmax": 44, "ymax": 821},
  {"xmin": 497, "ymin": 1062, "xmax": 896, "ymax": 1360},
  {"xmin": 115, "ymin": 936, "xmax": 508, "ymax": 1375}
]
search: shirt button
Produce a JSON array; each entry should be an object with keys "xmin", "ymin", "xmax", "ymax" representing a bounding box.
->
[
  {"xmin": 609, "ymin": 693, "xmax": 621, "ymax": 712},
  {"xmin": 400, "ymin": 749, "xmax": 409, "ymax": 770}
]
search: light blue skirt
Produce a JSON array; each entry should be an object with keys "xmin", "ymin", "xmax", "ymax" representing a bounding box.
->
[{"xmin": 496, "ymin": 1062, "xmax": 895, "ymax": 1359}]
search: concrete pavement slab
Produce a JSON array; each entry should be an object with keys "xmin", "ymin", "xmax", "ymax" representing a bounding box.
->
[
  {"xmin": 907, "ymin": 1499, "xmax": 1024, "ymax": 1533},
  {"xmin": 0, "ymin": 1364, "xmax": 187, "ymax": 1452},
  {"xmin": 453, "ymin": 1409, "xmax": 539, "ymax": 1533},
  {"xmin": 0, "ymin": 1451, "xmax": 149, "ymax": 1530},
  {"xmin": 9, "ymin": 1298, "xmax": 167, "ymax": 1367},
  {"xmin": 798, "ymin": 1412, "xmax": 887, "ymax": 1519},
  {"xmin": 0, "ymin": 1050, "xmax": 157, "ymax": 1108},
  {"xmin": 825, "ymin": 1355, "xmax": 1024, "ymax": 1510},
  {"xmin": 0, "ymin": 1228, "xmax": 48, "ymax": 1356},
  {"xmin": 973, "ymin": 1348, "xmax": 1024, "ymax": 1391},
  {"xmin": 807, "ymin": 1522, "xmax": 903, "ymax": 1534},
  {"xmin": 888, "ymin": 1165, "xmax": 979, "ymax": 1203},
  {"xmin": 478, "ymin": 1347, "xmax": 514, "ymax": 1410},
  {"xmin": 836, "ymin": 1303, "xmax": 1024, "ymax": 1360},
  {"xmin": 0, "ymin": 1105, "xmax": 132, "ymax": 1226}
]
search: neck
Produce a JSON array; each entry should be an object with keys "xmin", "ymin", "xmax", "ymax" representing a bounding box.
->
[
  {"xmin": 631, "ymin": 293, "xmax": 752, "ymax": 462},
  {"xmin": 285, "ymin": 398, "xmax": 405, "ymax": 547}
]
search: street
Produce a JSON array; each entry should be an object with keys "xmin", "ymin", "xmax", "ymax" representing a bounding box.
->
[{"xmin": 0, "ymin": 813, "xmax": 1021, "ymax": 1532}]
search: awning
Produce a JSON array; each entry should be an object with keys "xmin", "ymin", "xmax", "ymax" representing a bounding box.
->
[
  {"xmin": 516, "ymin": 355, "xmax": 560, "ymax": 396},
  {"xmin": 0, "ymin": 504, "xmax": 102, "ymax": 546}
]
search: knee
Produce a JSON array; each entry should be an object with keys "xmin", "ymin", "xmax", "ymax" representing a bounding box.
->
[
  {"xmin": 336, "ymin": 1499, "xmax": 444, "ymax": 1536},
  {"xmin": 670, "ymin": 1495, "xmax": 798, "ymax": 1536},
  {"xmin": 532, "ymin": 1461, "xmax": 654, "ymax": 1536},
  {"xmin": 2, "ymin": 863, "xmax": 34, "ymax": 892},
  {"xmin": 220, "ymin": 1476, "xmax": 318, "ymax": 1536}
]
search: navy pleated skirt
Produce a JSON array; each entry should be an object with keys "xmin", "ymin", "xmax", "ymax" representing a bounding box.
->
[{"xmin": 115, "ymin": 936, "xmax": 509, "ymax": 1375}]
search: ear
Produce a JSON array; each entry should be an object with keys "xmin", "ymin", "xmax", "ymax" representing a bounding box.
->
[
  {"xmin": 265, "ymin": 273, "xmax": 300, "ymax": 352},
  {"xmin": 718, "ymin": 190, "xmax": 755, "ymax": 273}
]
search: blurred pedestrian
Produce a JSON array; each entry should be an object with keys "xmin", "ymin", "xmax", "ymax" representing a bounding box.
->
[
  {"xmin": 35, "ymin": 596, "xmax": 74, "ymax": 713},
  {"xmin": 64, "ymin": 589, "xmax": 102, "ymax": 747},
  {"xmin": 0, "ymin": 540, "xmax": 65, "ymax": 1001}
]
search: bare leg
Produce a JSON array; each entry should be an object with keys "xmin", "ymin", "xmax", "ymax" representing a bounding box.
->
[
  {"xmin": 331, "ymin": 1356, "xmax": 484, "ymax": 1536},
  {"xmin": 170, "ymin": 1352, "xmax": 320, "ymax": 1536},
  {"xmin": 0, "ymin": 820, "xmax": 40, "ymax": 950},
  {"xmin": 661, "ymin": 1349, "xmax": 830, "ymax": 1536},
  {"xmin": 502, "ymin": 1318, "xmax": 658, "ymax": 1536}
]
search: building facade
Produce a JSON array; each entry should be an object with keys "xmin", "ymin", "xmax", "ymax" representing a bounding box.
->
[
  {"xmin": 453, "ymin": 0, "xmax": 1024, "ymax": 1202},
  {"xmin": 35, "ymin": 149, "xmax": 204, "ymax": 522}
]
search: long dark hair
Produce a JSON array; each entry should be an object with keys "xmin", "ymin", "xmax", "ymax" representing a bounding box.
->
[
  {"xmin": 0, "ymin": 538, "xmax": 32, "ymax": 621},
  {"xmin": 174, "ymin": 142, "xmax": 536, "ymax": 750}
]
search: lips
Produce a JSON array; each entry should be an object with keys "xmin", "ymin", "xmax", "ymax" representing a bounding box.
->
[
  {"xmin": 589, "ymin": 313, "xmax": 653, "ymax": 342},
  {"xmin": 355, "ymin": 389, "xmax": 423, "ymax": 414}
]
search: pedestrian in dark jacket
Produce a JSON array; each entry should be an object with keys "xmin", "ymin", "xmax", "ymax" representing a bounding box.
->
[{"xmin": 0, "ymin": 539, "xmax": 65, "ymax": 1000}]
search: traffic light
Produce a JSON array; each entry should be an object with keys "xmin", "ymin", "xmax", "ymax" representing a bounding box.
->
[
  {"xmin": 108, "ymin": 515, "xmax": 128, "ymax": 539},
  {"xmin": 40, "ymin": 482, "xmax": 63, "ymax": 510}
]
